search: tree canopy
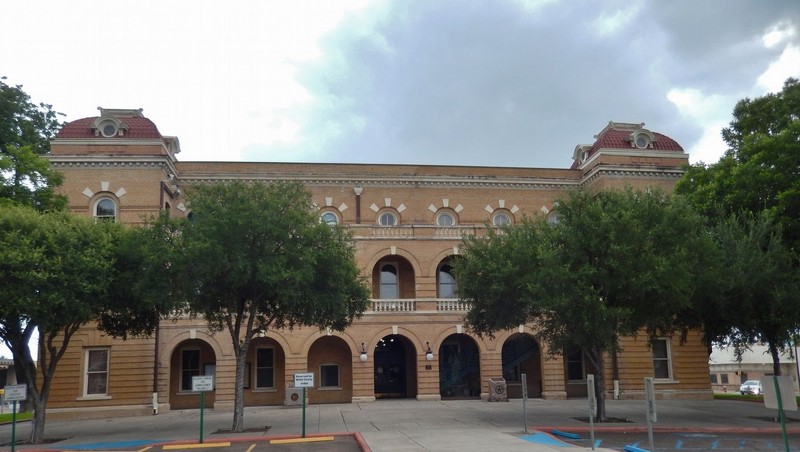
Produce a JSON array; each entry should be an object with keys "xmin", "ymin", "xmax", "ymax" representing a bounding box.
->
[
  {"xmin": 0, "ymin": 77, "xmax": 65, "ymax": 211},
  {"xmin": 0, "ymin": 205, "xmax": 171, "ymax": 443},
  {"xmin": 676, "ymin": 78, "xmax": 800, "ymax": 247},
  {"xmin": 455, "ymin": 187, "xmax": 712, "ymax": 420},
  {"xmin": 159, "ymin": 180, "xmax": 370, "ymax": 432}
]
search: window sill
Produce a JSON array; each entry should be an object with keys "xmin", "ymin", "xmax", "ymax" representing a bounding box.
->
[
  {"xmin": 653, "ymin": 379, "xmax": 679, "ymax": 384},
  {"xmin": 251, "ymin": 388, "xmax": 277, "ymax": 393},
  {"xmin": 318, "ymin": 387, "xmax": 342, "ymax": 391},
  {"xmin": 77, "ymin": 395, "xmax": 112, "ymax": 401},
  {"xmin": 176, "ymin": 390, "xmax": 213, "ymax": 395},
  {"xmin": 566, "ymin": 380, "xmax": 586, "ymax": 385}
]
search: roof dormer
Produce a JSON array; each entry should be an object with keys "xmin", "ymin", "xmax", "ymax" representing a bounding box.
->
[
  {"xmin": 91, "ymin": 108, "xmax": 143, "ymax": 138},
  {"xmin": 626, "ymin": 128, "xmax": 657, "ymax": 150}
]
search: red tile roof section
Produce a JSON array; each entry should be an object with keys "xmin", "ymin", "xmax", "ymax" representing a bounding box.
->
[
  {"xmin": 56, "ymin": 116, "xmax": 163, "ymax": 139},
  {"xmin": 570, "ymin": 127, "xmax": 684, "ymax": 169}
]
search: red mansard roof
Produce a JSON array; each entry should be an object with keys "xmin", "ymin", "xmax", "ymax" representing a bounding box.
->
[{"xmin": 56, "ymin": 115, "xmax": 163, "ymax": 140}]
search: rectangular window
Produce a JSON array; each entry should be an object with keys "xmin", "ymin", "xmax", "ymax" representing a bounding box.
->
[
  {"xmin": 720, "ymin": 374, "xmax": 729, "ymax": 384},
  {"xmin": 256, "ymin": 348, "xmax": 275, "ymax": 389},
  {"xmin": 710, "ymin": 374, "xmax": 718, "ymax": 384},
  {"xmin": 320, "ymin": 364, "xmax": 340, "ymax": 388},
  {"xmin": 566, "ymin": 348, "xmax": 585, "ymax": 381},
  {"xmin": 740, "ymin": 372, "xmax": 748, "ymax": 383},
  {"xmin": 651, "ymin": 338, "xmax": 672, "ymax": 380},
  {"xmin": 181, "ymin": 348, "xmax": 200, "ymax": 391},
  {"xmin": 84, "ymin": 348, "xmax": 109, "ymax": 396}
]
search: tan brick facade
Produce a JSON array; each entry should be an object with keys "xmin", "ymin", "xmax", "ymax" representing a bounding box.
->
[{"xmin": 43, "ymin": 112, "xmax": 711, "ymax": 420}]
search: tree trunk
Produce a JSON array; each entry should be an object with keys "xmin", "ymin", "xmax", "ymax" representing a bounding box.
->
[
  {"xmin": 586, "ymin": 349, "xmax": 606, "ymax": 422},
  {"xmin": 30, "ymin": 393, "xmax": 46, "ymax": 444},
  {"xmin": 768, "ymin": 341, "xmax": 782, "ymax": 376},
  {"xmin": 231, "ymin": 347, "xmax": 247, "ymax": 432}
]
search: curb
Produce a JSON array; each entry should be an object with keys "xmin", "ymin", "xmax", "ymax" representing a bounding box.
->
[{"xmin": 532, "ymin": 425, "xmax": 800, "ymax": 435}]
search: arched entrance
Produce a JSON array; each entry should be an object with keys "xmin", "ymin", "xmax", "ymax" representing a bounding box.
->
[
  {"xmin": 169, "ymin": 339, "xmax": 217, "ymax": 410},
  {"xmin": 374, "ymin": 335, "xmax": 417, "ymax": 399},
  {"xmin": 307, "ymin": 336, "xmax": 352, "ymax": 404},
  {"xmin": 502, "ymin": 333, "xmax": 542, "ymax": 398},
  {"xmin": 439, "ymin": 334, "xmax": 480, "ymax": 399}
]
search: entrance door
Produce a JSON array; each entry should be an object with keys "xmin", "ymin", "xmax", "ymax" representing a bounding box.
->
[{"xmin": 374, "ymin": 336, "xmax": 406, "ymax": 398}]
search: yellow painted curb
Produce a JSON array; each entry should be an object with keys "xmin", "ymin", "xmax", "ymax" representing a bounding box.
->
[
  {"xmin": 163, "ymin": 442, "xmax": 231, "ymax": 449},
  {"xmin": 270, "ymin": 436, "xmax": 335, "ymax": 445}
]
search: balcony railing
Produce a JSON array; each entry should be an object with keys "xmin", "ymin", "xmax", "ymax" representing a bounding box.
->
[
  {"xmin": 368, "ymin": 298, "xmax": 472, "ymax": 313},
  {"xmin": 349, "ymin": 224, "xmax": 484, "ymax": 239}
]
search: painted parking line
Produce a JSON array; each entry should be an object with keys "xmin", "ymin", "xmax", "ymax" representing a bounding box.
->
[
  {"xmin": 163, "ymin": 442, "xmax": 231, "ymax": 449},
  {"xmin": 269, "ymin": 436, "xmax": 335, "ymax": 445},
  {"xmin": 56, "ymin": 440, "xmax": 164, "ymax": 450}
]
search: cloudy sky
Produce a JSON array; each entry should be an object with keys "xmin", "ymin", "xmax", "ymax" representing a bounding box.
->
[{"xmin": 2, "ymin": 1, "xmax": 799, "ymax": 169}]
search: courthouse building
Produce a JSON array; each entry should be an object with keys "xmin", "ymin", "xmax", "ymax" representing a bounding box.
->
[{"xmin": 44, "ymin": 108, "xmax": 711, "ymax": 419}]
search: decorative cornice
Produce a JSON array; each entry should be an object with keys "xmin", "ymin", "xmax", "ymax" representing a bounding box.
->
[{"xmin": 580, "ymin": 164, "xmax": 685, "ymax": 186}]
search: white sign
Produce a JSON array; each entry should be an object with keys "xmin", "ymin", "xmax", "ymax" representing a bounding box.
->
[
  {"xmin": 763, "ymin": 376, "xmax": 798, "ymax": 411},
  {"xmin": 586, "ymin": 374, "xmax": 597, "ymax": 417},
  {"xmin": 294, "ymin": 372, "xmax": 314, "ymax": 388},
  {"xmin": 192, "ymin": 375, "xmax": 214, "ymax": 392},
  {"xmin": 3, "ymin": 384, "xmax": 27, "ymax": 402}
]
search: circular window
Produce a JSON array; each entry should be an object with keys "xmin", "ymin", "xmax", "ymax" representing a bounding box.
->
[
  {"xmin": 321, "ymin": 212, "xmax": 339, "ymax": 225},
  {"xmin": 492, "ymin": 212, "xmax": 511, "ymax": 226},
  {"xmin": 99, "ymin": 120, "xmax": 118, "ymax": 137},
  {"xmin": 378, "ymin": 211, "xmax": 397, "ymax": 226},
  {"xmin": 436, "ymin": 212, "xmax": 455, "ymax": 227},
  {"xmin": 635, "ymin": 134, "xmax": 649, "ymax": 149}
]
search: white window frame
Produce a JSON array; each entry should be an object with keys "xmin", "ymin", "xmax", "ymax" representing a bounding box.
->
[
  {"xmin": 320, "ymin": 211, "xmax": 339, "ymax": 225},
  {"xmin": 651, "ymin": 337, "xmax": 673, "ymax": 381},
  {"xmin": 319, "ymin": 363, "xmax": 340, "ymax": 389},
  {"xmin": 255, "ymin": 346, "xmax": 275, "ymax": 390},
  {"xmin": 378, "ymin": 211, "xmax": 398, "ymax": 226},
  {"xmin": 83, "ymin": 348, "xmax": 110, "ymax": 397},
  {"xmin": 492, "ymin": 211, "xmax": 512, "ymax": 226},
  {"xmin": 436, "ymin": 211, "xmax": 456, "ymax": 227},
  {"xmin": 437, "ymin": 262, "xmax": 457, "ymax": 299}
]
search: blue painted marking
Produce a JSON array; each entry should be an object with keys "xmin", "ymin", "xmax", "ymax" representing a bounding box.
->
[
  {"xmin": 739, "ymin": 440, "xmax": 746, "ymax": 449},
  {"xmin": 624, "ymin": 445, "xmax": 650, "ymax": 452},
  {"xmin": 594, "ymin": 439, "xmax": 602, "ymax": 448},
  {"xmin": 520, "ymin": 432, "xmax": 573, "ymax": 446},
  {"xmin": 675, "ymin": 439, "xmax": 683, "ymax": 449},
  {"xmin": 711, "ymin": 439, "xmax": 718, "ymax": 449},
  {"xmin": 551, "ymin": 429, "xmax": 581, "ymax": 440},
  {"xmin": 51, "ymin": 440, "xmax": 164, "ymax": 450}
]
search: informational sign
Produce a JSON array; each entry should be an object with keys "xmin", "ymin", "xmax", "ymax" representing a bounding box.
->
[
  {"xmin": 3, "ymin": 384, "xmax": 27, "ymax": 402},
  {"xmin": 644, "ymin": 377, "xmax": 657, "ymax": 423},
  {"xmin": 294, "ymin": 372, "xmax": 314, "ymax": 388},
  {"xmin": 192, "ymin": 375, "xmax": 214, "ymax": 392}
]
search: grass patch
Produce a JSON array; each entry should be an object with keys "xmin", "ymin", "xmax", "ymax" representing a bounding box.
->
[{"xmin": 0, "ymin": 411, "xmax": 32, "ymax": 423}]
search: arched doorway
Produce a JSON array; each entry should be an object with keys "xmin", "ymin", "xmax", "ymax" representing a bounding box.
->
[
  {"xmin": 439, "ymin": 334, "xmax": 480, "ymax": 399},
  {"xmin": 374, "ymin": 335, "xmax": 417, "ymax": 399},
  {"xmin": 502, "ymin": 333, "xmax": 542, "ymax": 398},
  {"xmin": 169, "ymin": 339, "xmax": 217, "ymax": 410}
]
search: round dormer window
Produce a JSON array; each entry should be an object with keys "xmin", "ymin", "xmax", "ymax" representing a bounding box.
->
[
  {"xmin": 99, "ymin": 120, "xmax": 118, "ymax": 137},
  {"xmin": 635, "ymin": 134, "xmax": 649, "ymax": 149}
]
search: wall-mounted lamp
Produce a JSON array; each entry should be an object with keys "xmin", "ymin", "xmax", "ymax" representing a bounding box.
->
[
  {"xmin": 360, "ymin": 342, "xmax": 368, "ymax": 362},
  {"xmin": 353, "ymin": 185, "xmax": 363, "ymax": 196},
  {"xmin": 425, "ymin": 341, "xmax": 434, "ymax": 361}
]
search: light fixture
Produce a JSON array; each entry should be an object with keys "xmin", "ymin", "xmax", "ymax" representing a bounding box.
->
[
  {"xmin": 425, "ymin": 341, "xmax": 434, "ymax": 361},
  {"xmin": 354, "ymin": 185, "xmax": 363, "ymax": 196},
  {"xmin": 360, "ymin": 342, "xmax": 368, "ymax": 362}
]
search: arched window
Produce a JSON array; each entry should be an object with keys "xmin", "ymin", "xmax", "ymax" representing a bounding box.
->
[
  {"xmin": 95, "ymin": 198, "xmax": 116, "ymax": 222},
  {"xmin": 379, "ymin": 264, "xmax": 398, "ymax": 299},
  {"xmin": 436, "ymin": 212, "xmax": 455, "ymax": 227},
  {"xmin": 492, "ymin": 211, "xmax": 511, "ymax": 226},
  {"xmin": 438, "ymin": 263, "xmax": 457, "ymax": 299},
  {"xmin": 321, "ymin": 211, "xmax": 339, "ymax": 225},
  {"xmin": 379, "ymin": 211, "xmax": 397, "ymax": 226}
]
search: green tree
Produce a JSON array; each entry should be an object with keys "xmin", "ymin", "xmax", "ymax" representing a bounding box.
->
[
  {"xmin": 0, "ymin": 206, "xmax": 170, "ymax": 443},
  {"xmin": 456, "ymin": 188, "xmax": 712, "ymax": 420},
  {"xmin": 677, "ymin": 78, "xmax": 800, "ymax": 247},
  {"xmin": 710, "ymin": 211, "xmax": 800, "ymax": 375},
  {"xmin": 163, "ymin": 181, "xmax": 369, "ymax": 432},
  {"xmin": 0, "ymin": 77, "xmax": 66, "ymax": 211}
]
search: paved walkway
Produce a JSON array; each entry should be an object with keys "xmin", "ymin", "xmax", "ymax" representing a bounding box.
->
[{"xmin": 2, "ymin": 398, "xmax": 798, "ymax": 451}]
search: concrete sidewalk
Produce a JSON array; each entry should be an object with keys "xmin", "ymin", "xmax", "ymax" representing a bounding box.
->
[{"xmin": 2, "ymin": 398, "xmax": 798, "ymax": 451}]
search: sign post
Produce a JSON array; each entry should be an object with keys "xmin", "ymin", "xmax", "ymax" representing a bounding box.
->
[
  {"xmin": 521, "ymin": 373, "xmax": 528, "ymax": 433},
  {"xmin": 644, "ymin": 377, "xmax": 657, "ymax": 452},
  {"xmin": 587, "ymin": 374, "xmax": 596, "ymax": 451},
  {"xmin": 294, "ymin": 372, "xmax": 314, "ymax": 438},
  {"xmin": 192, "ymin": 376, "xmax": 214, "ymax": 444},
  {"xmin": 4, "ymin": 384, "xmax": 27, "ymax": 452}
]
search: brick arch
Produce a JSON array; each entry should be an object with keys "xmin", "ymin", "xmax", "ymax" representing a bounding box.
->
[
  {"xmin": 364, "ymin": 247, "xmax": 422, "ymax": 277},
  {"xmin": 307, "ymin": 335, "xmax": 353, "ymax": 403},
  {"xmin": 365, "ymin": 326, "xmax": 424, "ymax": 357},
  {"xmin": 426, "ymin": 247, "xmax": 461, "ymax": 277},
  {"xmin": 297, "ymin": 329, "xmax": 363, "ymax": 358}
]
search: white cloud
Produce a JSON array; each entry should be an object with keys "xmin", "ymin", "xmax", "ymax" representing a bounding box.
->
[
  {"xmin": 667, "ymin": 88, "xmax": 733, "ymax": 164},
  {"xmin": 757, "ymin": 44, "xmax": 800, "ymax": 91}
]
